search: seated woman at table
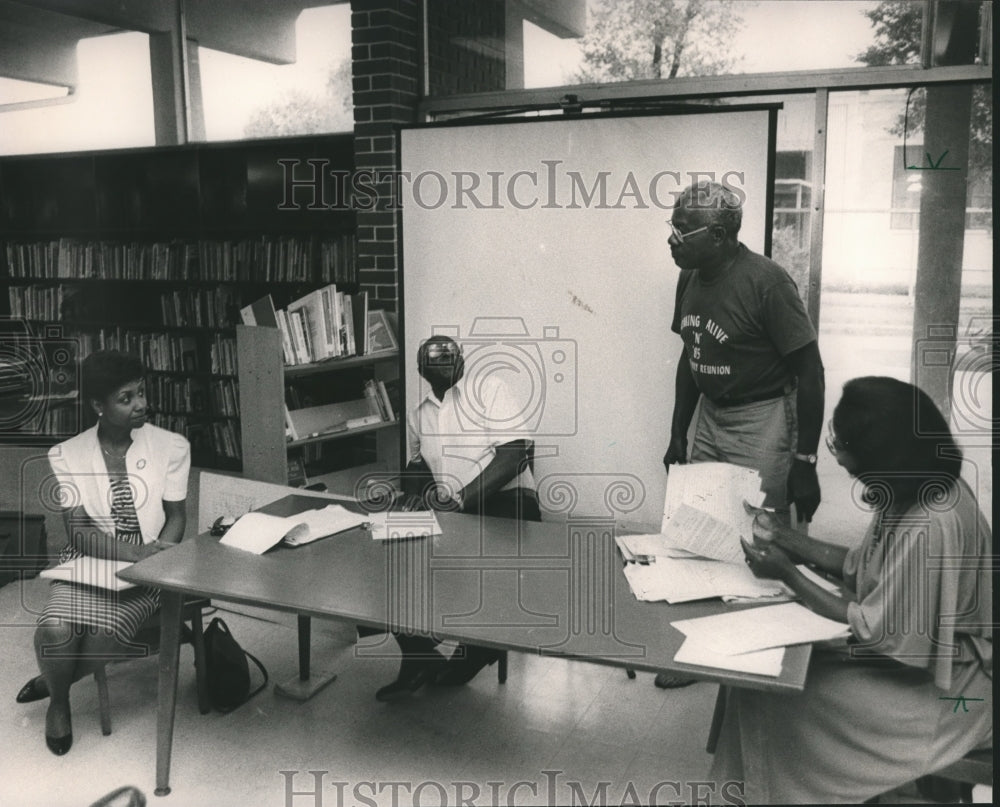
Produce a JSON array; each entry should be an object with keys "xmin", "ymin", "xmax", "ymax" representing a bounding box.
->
[
  {"xmin": 711, "ymin": 376, "xmax": 992, "ymax": 804},
  {"xmin": 15, "ymin": 350, "xmax": 190, "ymax": 756}
]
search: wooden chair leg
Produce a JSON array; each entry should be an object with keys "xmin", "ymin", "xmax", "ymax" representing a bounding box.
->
[
  {"xmin": 706, "ymin": 685, "xmax": 728, "ymax": 754},
  {"xmin": 94, "ymin": 665, "xmax": 112, "ymax": 736},
  {"xmin": 189, "ymin": 606, "xmax": 210, "ymax": 714},
  {"xmin": 497, "ymin": 651, "xmax": 508, "ymax": 684},
  {"xmin": 626, "ymin": 668, "xmax": 636, "ymax": 679}
]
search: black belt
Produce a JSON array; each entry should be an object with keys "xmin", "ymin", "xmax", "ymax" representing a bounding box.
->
[{"xmin": 710, "ymin": 386, "xmax": 792, "ymax": 408}]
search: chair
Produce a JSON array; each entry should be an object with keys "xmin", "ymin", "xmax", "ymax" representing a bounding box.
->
[
  {"xmin": 92, "ymin": 597, "xmax": 210, "ymax": 736},
  {"xmin": 927, "ymin": 748, "xmax": 993, "ymax": 803}
]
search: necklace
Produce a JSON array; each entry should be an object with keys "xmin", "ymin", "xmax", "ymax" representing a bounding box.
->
[{"xmin": 100, "ymin": 443, "xmax": 130, "ymax": 460}]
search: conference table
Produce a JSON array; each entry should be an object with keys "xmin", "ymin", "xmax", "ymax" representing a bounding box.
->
[{"xmin": 119, "ymin": 495, "xmax": 811, "ymax": 797}]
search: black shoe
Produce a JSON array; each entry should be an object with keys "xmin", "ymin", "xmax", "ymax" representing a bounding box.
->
[
  {"xmin": 45, "ymin": 731, "xmax": 73, "ymax": 756},
  {"xmin": 16, "ymin": 675, "xmax": 49, "ymax": 704},
  {"xmin": 375, "ymin": 653, "xmax": 445, "ymax": 702},
  {"xmin": 654, "ymin": 672, "xmax": 696, "ymax": 689},
  {"xmin": 434, "ymin": 645, "xmax": 500, "ymax": 687}
]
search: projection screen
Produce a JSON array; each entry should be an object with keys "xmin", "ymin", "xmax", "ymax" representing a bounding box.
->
[{"xmin": 399, "ymin": 106, "xmax": 777, "ymax": 527}]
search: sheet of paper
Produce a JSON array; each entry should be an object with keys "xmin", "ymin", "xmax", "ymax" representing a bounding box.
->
[
  {"xmin": 40, "ymin": 557, "xmax": 136, "ymax": 591},
  {"xmin": 673, "ymin": 637, "xmax": 784, "ymax": 676},
  {"xmin": 671, "ymin": 602, "xmax": 850, "ymax": 655},
  {"xmin": 283, "ymin": 505, "xmax": 368, "ymax": 546},
  {"xmin": 660, "ymin": 503, "xmax": 746, "ymax": 564},
  {"xmin": 795, "ymin": 564, "xmax": 842, "ymax": 593},
  {"xmin": 661, "ymin": 461, "xmax": 764, "ymax": 534},
  {"xmin": 622, "ymin": 556, "xmax": 790, "ymax": 603},
  {"xmin": 615, "ymin": 533, "xmax": 701, "ymax": 560},
  {"xmin": 370, "ymin": 510, "xmax": 442, "ymax": 541},
  {"xmin": 219, "ymin": 512, "xmax": 292, "ymax": 555}
]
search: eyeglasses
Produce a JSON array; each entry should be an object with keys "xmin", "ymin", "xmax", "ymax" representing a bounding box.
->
[
  {"xmin": 825, "ymin": 420, "xmax": 848, "ymax": 456},
  {"xmin": 667, "ymin": 220, "xmax": 710, "ymax": 244},
  {"xmin": 423, "ymin": 343, "xmax": 461, "ymax": 363}
]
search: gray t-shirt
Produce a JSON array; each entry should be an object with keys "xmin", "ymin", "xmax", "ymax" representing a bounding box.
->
[{"xmin": 671, "ymin": 244, "xmax": 816, "ymax": 402}]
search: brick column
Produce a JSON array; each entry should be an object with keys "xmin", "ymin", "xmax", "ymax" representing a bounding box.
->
[{"xmin": 351, "ymin": 0, "xmax": 421, "ymax": 313}]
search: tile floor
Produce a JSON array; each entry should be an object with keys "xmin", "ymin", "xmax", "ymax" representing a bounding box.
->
[{"xmin": 1, "ymin": 577, "xmax": 991, "ymax": 807}]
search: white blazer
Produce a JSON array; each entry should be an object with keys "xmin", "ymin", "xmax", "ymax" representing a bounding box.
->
[{"xmin": 48, "ymin": 423, "xmax": 191, "ymax": 543}]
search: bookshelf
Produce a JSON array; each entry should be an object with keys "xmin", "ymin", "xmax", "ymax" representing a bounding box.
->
[
  {"xmin": 0, "ymin": 135, "xmax": 361, "ymax": 470},
  {"xmin": 237, "ymin": 325, "xmax": 400, "ymax": 494}
]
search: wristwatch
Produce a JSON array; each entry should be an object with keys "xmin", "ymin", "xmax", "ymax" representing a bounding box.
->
[{"xmin": 793, "ymin": 452, "xmax": 818, "ymax": 465}]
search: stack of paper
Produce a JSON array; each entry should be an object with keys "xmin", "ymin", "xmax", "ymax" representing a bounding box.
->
[
  {"xmin": 670, "ymin": 601, "xmax": 850, "ymax": 678},
  {"xmin": 40, "ymin": 557, "xmax": 136, "ymax": 591},
  {"xmin": 660, "ymin": 462, "xmax": 765, "ymax": 563},
  {"xmin": 614, "ymin": 533, "xmax": 699, "ymax": 563},
  {"xmin": 672, "ymin": 601, "xmax": 851, "ymax": 655},
  {"xmin": 623, "ymin": 556, "xmax": 791, "ymax": 603},
  {"xmin": 673, "ymin": 639, "xmax": 786, "ymax": 677}
]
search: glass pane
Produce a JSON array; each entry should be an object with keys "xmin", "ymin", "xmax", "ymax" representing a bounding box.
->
[
  {"xmin": 713, "ymin": 93, "xmax": 817, "ymax": 305},
  {"xmin": 814, "ymin": 84, "xmax": 992, "ymax": 539},
  {"xmin": 197, "ymin": 4, "xmax": 352, "ymax": 141},
  {"xmin": 0, "ymin": 32, "xmax": 155, "ymax": 156},
  {"xmin": 434, "ymin": 0, "xmax": 929, "ymax": 96}
]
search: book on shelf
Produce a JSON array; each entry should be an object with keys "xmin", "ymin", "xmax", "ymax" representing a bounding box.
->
[
  {"xmin": 239, "ymin": 294, "xmax": 280, "ymax": 328},
  {"xmin": 287, "ymin": 455, "xmax": 309, "ymax": 487},
  {"xmin": 287, "ymin": 309, "xmax": 311, "ymax": 365},
  {"xmin": 363, "ymin": 379, "xmax": 385, "ymax": 420},
  {"xmin": 288, "ymin": 289, "xmax": 332, "ymax": 361},
  {"xmin": 342, "ymin": 294, "xmax": 356, "ymax": 356},
  {"xmin": 376, "ymin": 379, "xmax": 395, "ymax": 421},
  {"xmin": 319, "ymin": 285, "xmax": 340, "ymax": 358},
  {"xmin": 351, "ymin": 291, "xmax": 369, "ymax": 355},
  {"xmin": 367, "ymin": 310, "xmax": 398, "ymax": 353}
]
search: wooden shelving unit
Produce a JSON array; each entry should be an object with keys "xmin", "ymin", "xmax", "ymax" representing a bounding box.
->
[{"xmin": 237, "ymin": 325, "xmax": 400, "ymax": 495}]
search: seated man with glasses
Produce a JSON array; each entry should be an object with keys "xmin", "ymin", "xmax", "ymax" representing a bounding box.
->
[
  {"xmin": 657, "ymin": 180, "xmax": 825, "ymax": 688},
  {"xmin": 366, "ymin": 334, "xmax": 539, "ymax": 701}
]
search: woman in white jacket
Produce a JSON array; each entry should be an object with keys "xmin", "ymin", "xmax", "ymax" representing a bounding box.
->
[{"xmin": 15, "ymin": 350, "xmax": 190, "ymax": 756}]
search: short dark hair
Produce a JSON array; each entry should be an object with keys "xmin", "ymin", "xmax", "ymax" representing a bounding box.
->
[
  {"xmin": 81, "ymin": 350, "xmax": 145, "ymax": 406},
  {"xmin": 833, "ymin": 376, "xmax": 962, "ymax": 507}
]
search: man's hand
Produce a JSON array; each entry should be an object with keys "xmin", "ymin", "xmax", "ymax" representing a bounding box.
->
[
  {"xmin": 662, "ymin": 433, "xmax": 688, "ymax": 471},
  {"xmin": 787, "ymin": 461, "xmax": 821, "ymax": 522}
]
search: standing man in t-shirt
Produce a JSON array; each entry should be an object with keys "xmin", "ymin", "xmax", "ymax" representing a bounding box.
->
[
  {"xmin": 665, "ymin": 179, "xmax": 824, "ymax": 520},
  {"xmin": 655, "ymin": 182, "xmax": 823, "ymax": 691}
]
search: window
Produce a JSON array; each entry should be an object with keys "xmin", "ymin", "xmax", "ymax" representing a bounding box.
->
[{"xmin": 0, "ymin": 32, "xmax": 155, "ymax": 156}]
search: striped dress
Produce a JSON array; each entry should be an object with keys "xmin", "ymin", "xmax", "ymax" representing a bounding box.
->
[{"xmin": 39, "ymin": 476, "xmax": 160, "ymax": 642}]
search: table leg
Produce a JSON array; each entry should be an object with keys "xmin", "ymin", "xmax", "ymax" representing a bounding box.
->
[
  {"xmin": 273, "ymin": 613, "xmax": 337, "ymax": 701},
  {"xmin": 298, "ymin": 614, "xmax": 310, "ymax": 681},
  {"xmin": 154, "ymin": 590, "xmax": 183, "ymax": 797}
]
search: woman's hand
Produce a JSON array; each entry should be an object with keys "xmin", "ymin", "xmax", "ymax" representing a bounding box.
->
[
  {"xmin": 740, "ymin": 536, "xmax": 794, "ymax": 581},
  {"xmin": 133, "ymin": 540, "xmax": 175, "ymax": 561},
  {"xmin": 743, "ymin": 501, "xmax": 793, "ymax": 546}
]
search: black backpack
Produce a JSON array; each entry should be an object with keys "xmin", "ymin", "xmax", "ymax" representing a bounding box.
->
[{"xmin": 203, "ymin": 617, "xmax": 268, "ymax": 713}]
